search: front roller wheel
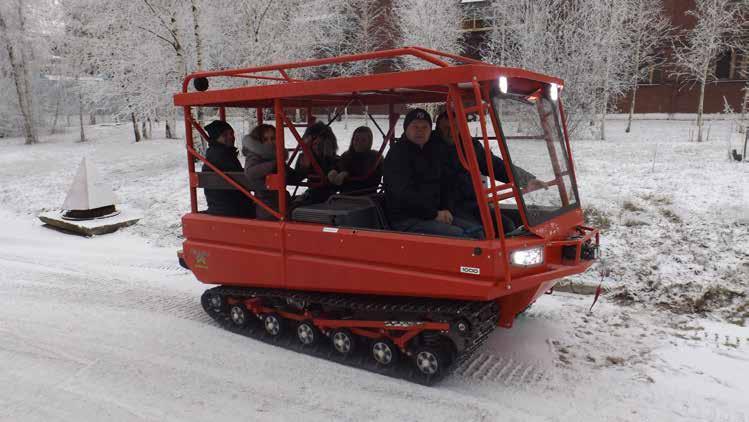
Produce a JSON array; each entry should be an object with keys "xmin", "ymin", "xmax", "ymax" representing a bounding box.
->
[
  {"xmin": 413, "ymin": 346, "xmax": 451, "ymax": 377},
  {"xmin": 202, "ymin": 291, "xmax": 226, "ymax": 314}
]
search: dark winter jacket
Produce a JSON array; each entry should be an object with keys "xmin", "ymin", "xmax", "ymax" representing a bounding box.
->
[
  {"xmin": 435, "ymin": 133, "xmax": 536, "ymax": 209},
  {"xmin": 293, "ymin": 153, "xmax": 339, "ymax": 204},
  {"xmin": 202, "ymin": 142, "xmax": 254, "ymax": 217},
  {"xmin": 383, "ymin": 135, "xmax": 455, "ymax": 223},
  {"xmin": 337, "ymin": 150, "xmax": 383, "ymax": 194}
]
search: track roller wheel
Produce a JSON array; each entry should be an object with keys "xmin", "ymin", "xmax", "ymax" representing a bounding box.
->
[
  {"xmin": 330, "ymin": 329, "xmax": 356, "ymax": 356},
  {"xmin": 296, "ymin": 321, "xmax": 320, "ymax": 346},
  {"xmin": 413, "ymin": 345, "xmax": 451, "ymax": 377},
  {"xmin": 371, "ymin": 339, "xmax": 400, "ymax": 366},
  {"xmin": 203, "ymin": 291, "xmax": 225, "ymax": 313},
  {"xmin": 263, "ymin": 313, "xmax": 284, "ymax": 337},
  {"xmin": 229, "ymin": 303, "xmax": 251, "ymax": 327}
]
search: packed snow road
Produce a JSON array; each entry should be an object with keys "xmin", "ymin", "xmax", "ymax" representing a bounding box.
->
[{"xmin": 1, "ymin": 211, "xmax": 747, "ymax": 422}]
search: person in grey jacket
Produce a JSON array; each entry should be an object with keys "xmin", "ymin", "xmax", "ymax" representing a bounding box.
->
[{"xmin": 242, "ymin": 124, "xmax": 289, "ymax": 220}]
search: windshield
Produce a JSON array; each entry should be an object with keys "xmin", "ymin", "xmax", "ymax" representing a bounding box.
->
[{"xmin": 491, "ymin": 94, "xmax": 579, "ymax": 227}]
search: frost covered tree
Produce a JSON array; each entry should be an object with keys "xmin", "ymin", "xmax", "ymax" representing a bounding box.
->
[
  {"xmin": 393, "ymin": 0, "xmax": 465, "ymax": 70},
  {"xmin": 588, "ymin": 0, "xmax": 634, "ymax": 140},
  {"xmin": 482, "ymin": 0, "xmax": 666, "ymax": 139},
  {"xmin": 671, "ymin": 0, "xmax": 744, "ymax": 142},
  {"xmin": 204, "ymin": 0, "xmax": 351, "ymax": 127},
  {"xmin": 317, "ymin": 0, "xmax": 390, "ymax": 77},
  {"xmin": 54, "ymin": 1, "xmax": 100, "ymax": 142},
  {"xmin": 190, "ymin": 0, "xmax": 205, "ymax": 125},
  {"xmin": 481, "ymin": 0, "xmax": 604, "ymax": 134},
  {"xmin": 623, "ymin": 0, "xmax": 673, "ymax": 134},
  {"xmin": 57, "ymin": 0, "xmax": 352, "ymax": 144},
  {"xmin": 66, "ymin": 0, "xmax": 206, "ymax": 141},
  {"xmin": 0, "ymin": 0, "xmax": 40, "ymax": 144}
]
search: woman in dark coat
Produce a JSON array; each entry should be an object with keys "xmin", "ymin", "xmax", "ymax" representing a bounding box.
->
[
  {"xmin": 329, "ymin": 126, "xmax": 383, "ymax": 194},
  {"xmin": 202, "ymin": 120, "xmax": 254, "ymax": 217},
  {"xmin": 293, "ymin": 121, "xmax": 339, "ymax": 204}
]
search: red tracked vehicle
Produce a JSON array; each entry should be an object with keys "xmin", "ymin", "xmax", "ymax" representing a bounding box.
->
[{"xmin": 175, "ymin": 47, "xmax": 599, "ymax": 384}]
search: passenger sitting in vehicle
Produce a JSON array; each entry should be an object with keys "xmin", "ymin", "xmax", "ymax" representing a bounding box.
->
[
  {"xmin": 383, "ymin": 108, "xmax": 482, "ymax": 239},
  {"xmin": 202, "ymin": 120, "xmax": 255, "ymax": 217},
  {"xmin": 242, "ymin": 124, "xmax": 294, "ymax": 221},
  {"xmin": 293, "ymin": 121, "xmax": 340, "ymax": 204},
  {"xmin": 328, "ymin": 126, "xmax": 383, "ymax": 194},
  {"xmin": 433, "ymin": 112, "xmax": 546, "ymax": 232}
]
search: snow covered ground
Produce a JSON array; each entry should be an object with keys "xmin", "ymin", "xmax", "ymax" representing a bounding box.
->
[{"xmin": 0, "ymin": 117, "xmax": 747, "ymax": 421}]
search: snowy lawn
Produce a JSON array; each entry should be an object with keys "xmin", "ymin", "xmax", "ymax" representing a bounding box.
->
[{"xmin": 0, "ymin": 117, "xmax": 747, "ymax": 420}]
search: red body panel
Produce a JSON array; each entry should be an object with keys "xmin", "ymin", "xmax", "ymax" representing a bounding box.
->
[{"xmin": 181, "ymin": 210, "xmax": 592, "ymax": 304}]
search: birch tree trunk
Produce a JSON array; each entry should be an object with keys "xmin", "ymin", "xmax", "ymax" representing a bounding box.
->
[
  {"xmin": 50, "ymin": 92, "xmax": 61, "ymax": 135},
  {"xmin": 132, "ymin": 113, "xmax": 141, "ymax": 143},
  {"xmin": 626, "ymin": 23, "xmax": 643, "ymax": 134},
  {"xmin": 16, "ymin": 0, "xmax": 36, "ymax": 142},
  {"xmin": 190, "ymin": 0, "xmax": 204, "ymax": 125},
  {"xmin": 165, "ymin": 118, "xmax": 174, "ymax": 139},
  {"xmin": 600, "ymin": 86, "xmax": 609, "ymax": 141},
  {"xmin": 740, "ymin": 83, "xmax": 748, "ymax": 133},
  {"xmin": 696, "ymin": 59, "xmax": 709, "ymax": 142},
  {"xmin": 599, "ymin": 9, "xmax": 615, "ymax": 141},
  {"xmin": 168, "ymin": 12, "xmax": 186, "ymax": 140},
  {"xmin": 625, "ymin": 86, "xmax": 639, "ymax": 134},
  {"xmin": 0, "ymin": 5, "xmax": 38, "ymax": 145}
]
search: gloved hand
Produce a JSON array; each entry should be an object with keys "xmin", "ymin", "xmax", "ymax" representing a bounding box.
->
[
  {"xmin": 333, "ymin": 171, "xmax": 348, "ymax": 186},
  {"xmin": 327, "ymin": 169, "xmax": 339, "ymax": 184}
]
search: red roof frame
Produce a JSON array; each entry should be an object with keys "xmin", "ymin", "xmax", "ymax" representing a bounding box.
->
[{"xmin": 173, "ymin": 46, "xmax": 563, "ymax": 109}]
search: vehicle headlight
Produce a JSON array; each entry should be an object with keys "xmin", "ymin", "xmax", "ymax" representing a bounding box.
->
[
  {"xmin": 510, "ymin": 247, "xmax": 544, "ymax": 267},
  {"xmin": 549, "ymin": 83, "xmax": 559, "ymax": 101},
  {"xmin": 499, "ymin": 76, "xmax": 508, "ymax": 94}
]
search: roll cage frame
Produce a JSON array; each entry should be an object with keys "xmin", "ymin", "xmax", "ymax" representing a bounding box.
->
[{"xmin": 174, "ymin": 47, "xmax": 584, "ymax": 247}]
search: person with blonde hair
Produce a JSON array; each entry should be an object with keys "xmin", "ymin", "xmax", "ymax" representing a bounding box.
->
[{"xmin": 242, "ymin": 124, "xmax": 295, "ymax": 220}]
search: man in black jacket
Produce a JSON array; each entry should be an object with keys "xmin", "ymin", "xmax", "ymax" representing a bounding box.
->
[
  {"xmin": 433, "ymin": 112, "xmax": 545, "ymax": 232},
  {"xmin": 202, "ymin": 120, "xmax": 255, "ymax": 217},
  {"xmin": 383, "ymin": 109, "xmax": 481, "ymax": 238}
]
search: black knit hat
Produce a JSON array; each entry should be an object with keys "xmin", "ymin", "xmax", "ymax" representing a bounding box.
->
[
  {"xmin": 403, "ymin": 108, "xmax": 432, "ymax": 131},
  {"xmin": 302, "ymin": 121, "xmax": 332, "ymax": 140},
  {"xmin": 204, "ymin": 120, "xmax": 233, "ymax": 143}
]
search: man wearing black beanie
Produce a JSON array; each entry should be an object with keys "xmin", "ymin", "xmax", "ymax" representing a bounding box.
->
[{"xmin": 383, "ymin": 108, "xmax": 482, "ymax": 238}]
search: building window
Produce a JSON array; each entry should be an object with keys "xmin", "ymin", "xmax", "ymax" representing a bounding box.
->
[{"xmin": 715, "ymin": 50, "xmax": 733, "ymax": 80}]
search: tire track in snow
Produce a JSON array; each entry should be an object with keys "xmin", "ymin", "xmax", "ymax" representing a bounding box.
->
[
  {"xmin": 0, "ymin": 255, "xmax": 207, "ymax": 323},
  {"xmin": 454, "ymin": 352, "xmax": 551, "ymax": 387}
]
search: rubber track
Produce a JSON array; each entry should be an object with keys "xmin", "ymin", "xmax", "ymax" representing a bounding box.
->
[{"xmin": 202, "ymin": 286, "xmax": 499, "ymax": 385}]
